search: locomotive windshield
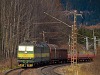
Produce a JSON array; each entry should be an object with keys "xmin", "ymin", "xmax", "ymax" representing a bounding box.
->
[
  {"xmin": 18, "ymin": 46, "xmax": 25, "ymax": 51},
  {"xmin": 26, "ymin": 46, "xmax": 34, "ymax": 51},
  {"xmin": 18, "ymin": 46, "xmax": 34, "ymax": 51}
]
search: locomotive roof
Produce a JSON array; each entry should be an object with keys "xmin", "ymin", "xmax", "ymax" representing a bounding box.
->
[
  {"xmin": 19, "ymin": 41, "xmax": 48, "ymax": 46},
  {"xmin": 47, "ymin": 44, "xmax": 59, "ymax": 49},
  {"xmin": 19, "ymin": 41, "xmax": 36, "ymax": 46}
]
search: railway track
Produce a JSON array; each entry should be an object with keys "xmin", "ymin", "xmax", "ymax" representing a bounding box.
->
[
  {"xmin": 40, "ymin": 64, "xmax": 66, "ymax": 75},
  {"xmin": 4, "ymin": 62, "xmax": 91, "ymax": 75},
  {"xmin": 4, "ymin": 67, "xmax": 38, "ymax": 75},
  {"xmin": 4, "ymin": 68, "xmax": 25, "ymax": 75}
]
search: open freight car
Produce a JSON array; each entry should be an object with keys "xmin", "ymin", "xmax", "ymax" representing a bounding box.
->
[{"xmin": 67, "ymin": 50, "xmax": 95, "ymax": 62}]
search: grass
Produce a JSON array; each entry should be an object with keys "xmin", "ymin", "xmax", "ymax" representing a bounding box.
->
[{"xmin": 0, "ymin": 58, "xmax": 18, "ymax": 74}]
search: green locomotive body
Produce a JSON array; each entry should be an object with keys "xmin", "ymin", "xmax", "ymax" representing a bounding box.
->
[{"xmin": 17, "ymin": 41, "xmax": 50, "ymax": 67}]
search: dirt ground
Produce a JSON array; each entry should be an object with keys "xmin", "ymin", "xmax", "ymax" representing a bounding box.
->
[{"xmin": 54, "ymin": 47, "xmax": 100, "ymax": 75}]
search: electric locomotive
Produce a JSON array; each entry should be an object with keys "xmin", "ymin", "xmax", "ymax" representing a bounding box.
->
[{"xmin": 17, "ymin": 41, "xmax": 50, "ymax": 67}]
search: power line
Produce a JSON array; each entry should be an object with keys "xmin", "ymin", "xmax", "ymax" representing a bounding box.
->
[
  {"xmin": 44, "ymin": 12, "xmax": 72, "ymax": 27},
  {"xmin": 32, "ymin": 22, "xmax": 61, "ymax": 25}
]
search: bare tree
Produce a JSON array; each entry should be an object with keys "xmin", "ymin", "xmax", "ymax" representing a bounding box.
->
[{"xmin": 0, "ymin": 0, "xmax": 72, "ymax": 58}]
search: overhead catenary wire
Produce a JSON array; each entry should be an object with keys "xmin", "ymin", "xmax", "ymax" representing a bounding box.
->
[
  {"xmin": 44, "ymin": 12, "xmax": 72, "ymax": 28},
  {"xmin": 32, "ymin": 22, "xmax": 61, "ymax": 25}
]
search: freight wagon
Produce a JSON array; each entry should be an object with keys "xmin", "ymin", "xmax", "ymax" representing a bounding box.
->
[
  {"xmin": 48, "ymin": 44, "xmax": 67, "ymax": 64},
  {"xmin": 67, "ymin": 50, "xmax": 95, "ymax": 62}
]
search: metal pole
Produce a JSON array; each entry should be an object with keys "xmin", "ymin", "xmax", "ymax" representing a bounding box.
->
[
  {"xmin": 68, "ymin": 35, "xmax": 71, "ymax": 51},
  {"xmin": 86, "ymin": 37, "xmax": 89, "ymax": 50},
  {"xmin": 71, "ymin": 10, "xmax": 78, "ymax": 66},
  {"xmin": 70, "ymin": 10, "xmax": 82, "ymax": 75},
  {"xmin": 94, "ymin": 36, "xmax": 97, "ymax": 55},
  {"xmin": 43, "ymin": 31, "xmax": 45, "ymax": 42}
]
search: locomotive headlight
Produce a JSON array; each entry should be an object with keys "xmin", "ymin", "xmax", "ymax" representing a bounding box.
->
[{"xmin": 25, "ymin": 51, "xmax": 27, "ymax": 53}]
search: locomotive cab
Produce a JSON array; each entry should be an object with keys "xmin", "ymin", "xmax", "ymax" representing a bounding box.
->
[{"xmin": 17, "ymin": 41, "xmax": 35, "ymax": 67}]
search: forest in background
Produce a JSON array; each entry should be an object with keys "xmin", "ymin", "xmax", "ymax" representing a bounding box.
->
[
  {"xmin": 0, "ymin": 0, "xmax": 100, "ymax": 60},
  {"xmin": 0, "ymin": 0, "xmax": 72, "ymax": 60},
  {"xmin": 78, "ymin": 27, "xmax": 100, "ymax": 48}
]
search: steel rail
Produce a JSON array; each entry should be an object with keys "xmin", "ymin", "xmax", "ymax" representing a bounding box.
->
[
  {"xmin": 41, "ymin": 64, "xmax": 66, "ymax": 75},
  {"xmin": 4, "ymin": 68, "xmax": 23, "ymax": 75}
]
